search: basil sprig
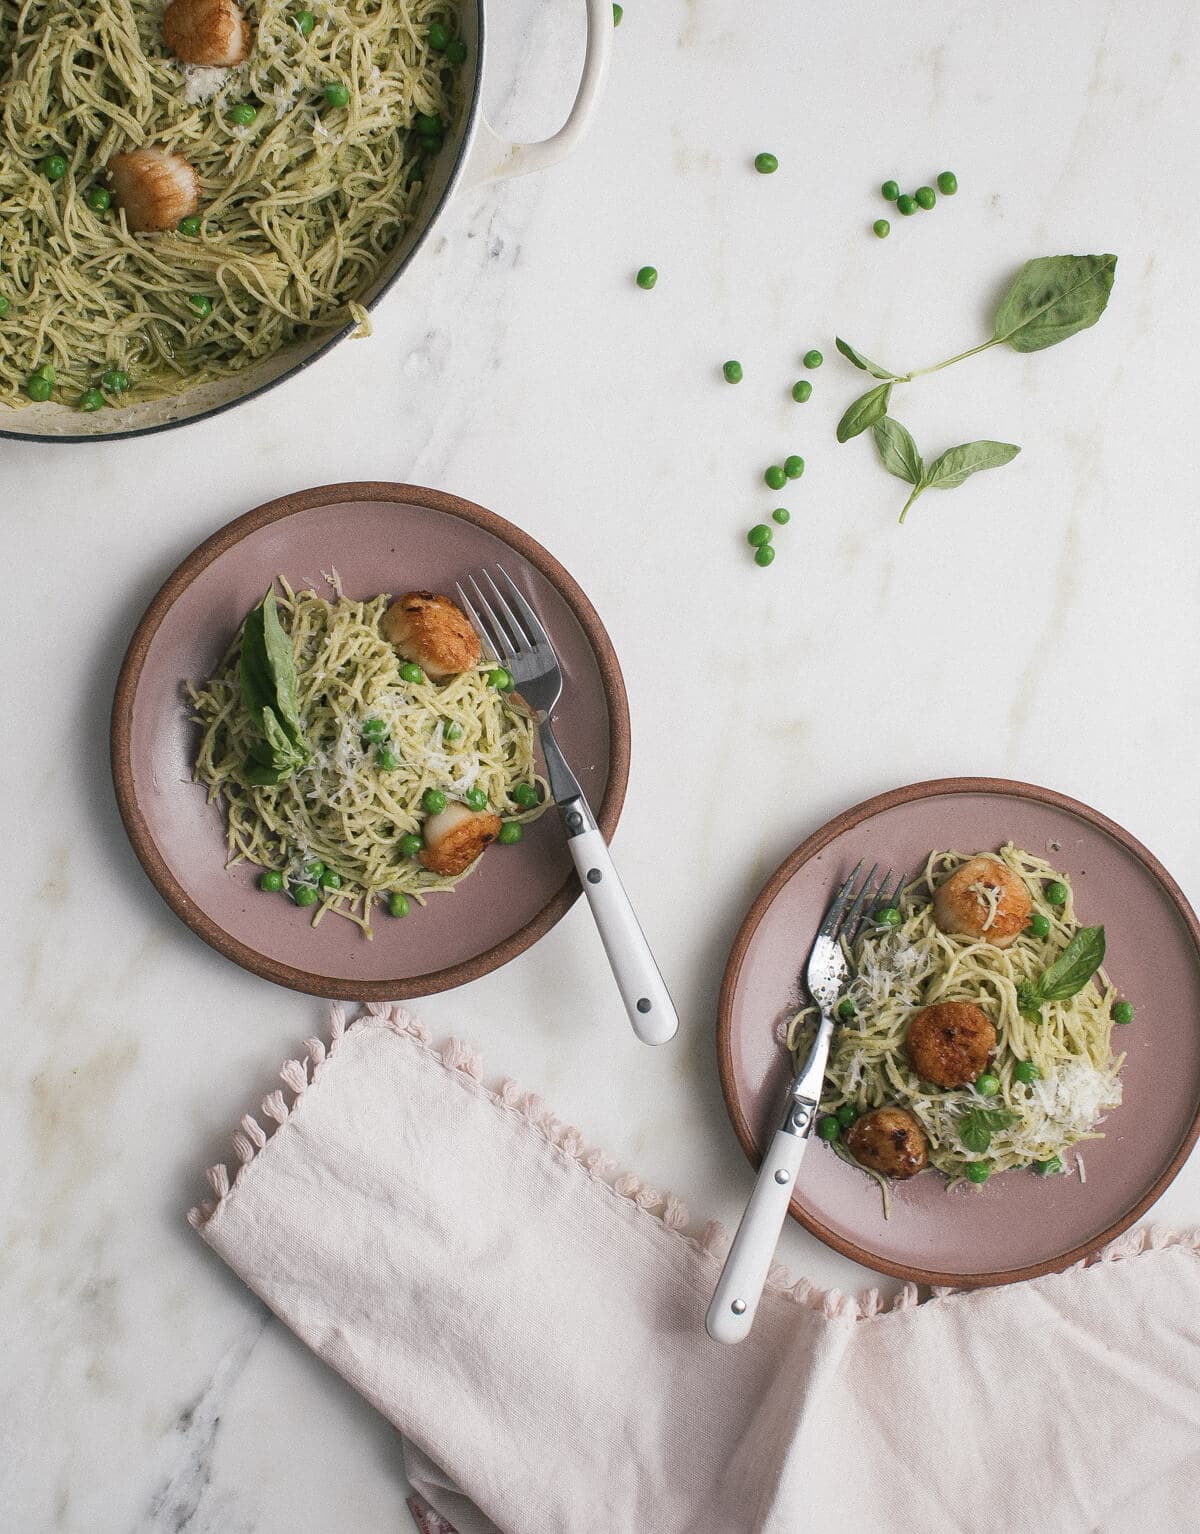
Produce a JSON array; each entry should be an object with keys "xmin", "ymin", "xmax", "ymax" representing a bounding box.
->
[
  {"xmin": 872, "ymin": 417, "xmax": 1020, "ymax": 523},
  {"xmin": 1017, "ymin": 925, "xmax": 1106, "ymax": 1022},
  {"xmin": 238, "ymin": 587, "xmax": 310, "ymax": 785},
  {"xmin": 958, "ymin": 1106, "xmax": 1020, "ymax": 1154},
  {"xmin": 835, "ymin": 254, "xmax": 1117, "ymax": 520}
]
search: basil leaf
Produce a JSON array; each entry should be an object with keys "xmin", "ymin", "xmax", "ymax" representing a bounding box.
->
[
  {"xmin": 836, "ymin": 381, "xmax": 893, "ymax": 443},
  {"xmin": 992, "ymin": 254, "xmax": 1118, "ymax": 354},
  {"xmin": 237, "ymin": 588, "xmax": 310, "ymax": 784},
  {"xmin": 238, "ymin": 592, "xmax": 277, "ymax": 733},
  {"xmin": 959, "ymin": 1107, "xmax": 1020, "ymax": 1154},
  {"xmin": 259, "ymin": 587, "xmax": 306, "ymax": 746},
  {"xmin": 924, "ymin": 439, "xmax": 1020, "ymax": 490},
  {"xmin": 872, "ymin": 416, "xmax": 924, "ymax": 485},
  {"xmin": 244, "ymin": 757, "xmax": 300, "ymax": 786},
  {"xmin": 835, "ymin": 337, "xmax": 897, "ymax": 380},
  {"xmin": 1016, "ymin": 981, "xmax": 1043, "ymax": 1022},
  {"xmin": 1034, "ymin": 925, "xmax": 1106, "ymax": 1003}
]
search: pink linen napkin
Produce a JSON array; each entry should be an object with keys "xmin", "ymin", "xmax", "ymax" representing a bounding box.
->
[{"xmin": 190, "ymin": 1005, "xmax": 1200, "ymax": 1534}]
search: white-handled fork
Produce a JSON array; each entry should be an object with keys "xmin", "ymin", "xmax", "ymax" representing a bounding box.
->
[
  {"xmin": 705, "ymin": 862, "xmax": 901, "ymax": 1343},
  {"xmin": 457, "ymin": 566, "xmax": 678, "ymax": 1047}
]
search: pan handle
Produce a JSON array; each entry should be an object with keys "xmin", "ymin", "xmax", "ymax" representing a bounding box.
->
[{"xmin": 462, "ymin": 0, "xmax": 612, "ymax": 186}]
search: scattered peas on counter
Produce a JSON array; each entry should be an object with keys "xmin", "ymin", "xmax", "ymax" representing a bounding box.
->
[
  {"xmin": 771, "ymin": 507, "xmax": 790, "ymax": 525},
  {"xmin": 784, "ymin": 454, "xmax": 804, "ymax": 479},
  {"xmin": 747, "ymin": 524, "xmax": 772, "ymax": 547},
  {"xmin": 635, "ymin": 265, "xmax": 657, "ymax": 289},
  {"xmin": 722, "ymin": 359, "xmax": 743, "ymax": 383},
  {"xmin": 753, "ymin": 151, "xmax": 778, "ymax": 175},
  {"xmin": 896, "ymin": 193, "xmax": 917, "ymax": 215},
  {"xmin": 873, "ymin": 218, "xmax": 890, "ymax": 239},
  {"xmin": 937, "ymin": 170, "xmax": 958, "ymax": 194},
  {"xmin": 791, "ymin": 379, "xmax": 812, "ymax": 402},
  {"xmin": 753, "ymin": 544, "xmax": 775, "ymax": 567},
  {"xmin": 915, "ymin": 185, "xmax": 936, "ymax": 210},
  {"xmin": 802, "ymin": 349, "xmax": 823, "ymax": 369}
]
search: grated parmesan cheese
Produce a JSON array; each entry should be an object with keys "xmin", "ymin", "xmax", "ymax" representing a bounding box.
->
[{"xmin": 182, "ymin": 65, "xmax": 231, "ymax": 104}]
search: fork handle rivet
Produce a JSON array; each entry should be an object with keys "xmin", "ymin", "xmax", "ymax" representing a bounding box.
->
[
  {"xmin": 636, "ymin": 998, "xmax": 652, "ymax": 1013},
  {"xmin": 774, "ymin": 1168, "xmax": 789, "ymax": 1184},
  {"xmin": 566, "ymin": 811, "xmax": 583, "ymax": 833},
  {"xmin": 586, "ymin": 868, "xmax": 602, "ymax": 883},
  {"xmin": 731, "ymin": 1299, "xmax": 747, "ymax": 1315}
]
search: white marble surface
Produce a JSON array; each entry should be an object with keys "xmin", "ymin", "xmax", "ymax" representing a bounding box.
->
[{"xmin": 4, "ymin": 1, "xmax": 1200, "ymax": 1528}]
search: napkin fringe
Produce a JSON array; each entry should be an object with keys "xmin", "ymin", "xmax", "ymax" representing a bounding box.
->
[{"xmin": 187, "ymin": 1005, "xmax": 1200, "ymax": 1322}]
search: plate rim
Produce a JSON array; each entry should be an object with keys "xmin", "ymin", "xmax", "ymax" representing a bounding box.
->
[
  {"xmin": 111, "ymin": 480, "xmax": 631, "ymax": 999},
  {"xmin": 716, "ymin": 775, "xmax": 1200, "ymax": 1287}
]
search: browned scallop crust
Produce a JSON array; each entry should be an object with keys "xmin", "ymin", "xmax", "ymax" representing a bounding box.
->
[
  {"xmin": 845, "ymin": 1107, "xmax": 929, "ymax": 1179},
  {"xmin": 932, "ymin": 854, "xmax": 1032, "ymax": 947},
  {"xmin": 905, "ymin": 1001, "xmax": 996, "ymax": 1088},
  {"xmin": 381, "ymin": 592, "xmax": 482, "ymax": 678},
  {"xmin": 163, "ymin": 0, "xmax": 252, "ymax": 66},
  {"xmin": 107, "ymin": 150, "xmax": 200, "ymax": 233},
  {"xmin": 419, "ymin": 811, "xmax": 502, "ymax": 877}
]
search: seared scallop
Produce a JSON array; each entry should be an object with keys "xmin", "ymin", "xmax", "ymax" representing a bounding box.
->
[
  {"xmin": 932, "ymin": 855, "xmax": 1032, "ymax": 947},
  {"xmin": 845, "ymin": 1107, "xmax": 929, "ymax": 1179},
  {"xmin": 107, "ymin": 150, "xmax": 199, "ymax": 233},
  {"xmin": 905, "ymin": 1001, "xmax": 996, "ymax": 1089},
  {"xmin": 163, "ymin": 0, "xmax": 252, "ymax": 66},
  {"xmin": 382, "ymin": 592, "xmax": 482, "ymax": 679},
  {"xmin": 419, "ymin": 801, "xmax": 502, "ymax": 877}
]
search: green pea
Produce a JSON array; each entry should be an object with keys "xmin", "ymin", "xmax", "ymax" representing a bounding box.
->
[
  {"xmin": 1014, "ymin": 1060, "xmax": 1040, "ymax": 1084},
  {"xmin": 498, "ymin": 822, "xmax": 522, "ymax": 845},
  {"xmin": 399, "ymin": 832, "xmax": 423, "ymax": 858},
  {"xmin": 388, "ymin": 892, "xmax": 410, "ymax": 917},
  {"xmin": 416, "ymin": 112, "xmax": 442, "ymax": 135},
  {"xmin": 323, "ymin": 82, "xmax": 350, "ymax": 107},
  {"xmin": 427, "ymin": 21, "xmax": 450, "ymax": 49},
  {"xmin": 612, "ymin": 2, "xmax": 622, "ymax": 22},
  {"xmin": 754, "ymin": 152, "xmax": 778, "ymax": 175},
  {"xmin": 831, "ymin": 1104, "xmax": 854, "ymax": 1130},
  {"xmin": 320, "ymin": 869, "xmax": 342, "ymax": 890},
  {"xmin": 292, "ymin": 884, "xmax": 319, "ymax": 907},
  {"xmin": 188, "ymin": 294, "xmax": 212, "ymax": 317},
  {"xmin": 488, "ymin": 667, "xmax": 513, "ymax": 690},
  {"xmin": 1044, "ymin": 880, "xmax": 1068, "ymax": 907},
  {"xmin": 817, "ymin": 1115, "xmax": 840, "ymax": 1142},
  {"xmin": 86, "ymin": 187, "xmax": 111, "ymax": 212},
  {"xmin": 1034, "ymin": 1155, "xmax": 1063, "ymax": 1176},
  {"xmin": 465, "ymin": 788, "xmax": 487, "ymax": 812},
  {"xmin": 418, "ymin": 134, "xmax": 443, "ymax": 154},
  {"xmin": 446, "ymin": 37, "xmax": 467, "ymax": 63},
  {"xmin": 791, "ymin": 379, "xmax": 812, "ymax": 403},
  {"xmin": 294, "ymin": 8, "xmax": 315, "ymax": 34},
  {"xmin": 936, "ymin": 170, "xmax": 958, "ymax": 195},
  {"xmin": 422, "ymin": 787, "xmax": 447, "ymax": 815},
  {"xmin": 400, "ymin": 662, "xmax": 425, "ymax": 683},
  {"xmin": 635, "ymin": 265, "xmax": 657, "ymax": 290},
  {"xmin": 837, "ymin": 997, "xmax": 856, "ymax": 1019},
  {"xmin": 896, "ymin": 194, "xmax": 917, "ymax": 216},
  {"xmin": 747, "ymin": 524, "xmax": 772, "ymax": 548},
  {"xmin": 443, "ymin": 721, "xmax": 464, "ymax": 742},
  {"xmin": 1027, "ymin": 912, "xmax": 1051, "ymax": 939},
  {"xmin": 33, "ymin": 363, "xmax": 56, "ymax": 383},
  {"xmin": 26, "ymin": 373, "xmax": 52, "ymax": 402},
  {"xmin": 877, "ymin": 906, "xmax": 902, "ymax": 927},
  {"xmin": 229, "ymin": 103, "xmax": 257, "ymax": 126},
  {"xmin": 881, "ymin": 180, "xmax": 900, "ymax": 201},
  {"xmin": 1113, "ymin": 1000, "xmax": 1135, "ymax": 1025},
  {"xmin": 42, "ymin": 154, "xmax": 68, "ymax": 182},
  {"xmin": 915, "ymin": 185, "xmax": 936, "ymax": 210},
  {"xmin": 0, "ymin": 296, "xmax": 9, "ymax": 316},
  {"xmin": 176, "ymin": 214, "xmax": 202, "ymax": 237},
  {"xmin": 763, "ymin": 465, "xmax": 786, "ymax": 490},
  {"xmin": 965, "ymin": 1162, "xmax": 990, "ymax": 1184},
  {"xmin": 975, "ymin": 1073, "xmax": 1000, "ymax": 1097},
  {"xmin": 361, "ymin": 716, "xmax": 388, "ymax": 743},
  {"xmin": 873, "ymin": 219, "xmax": 890, "ymax": 239},
  {"xmin": 303, "ymin": 859, "xmax": 325, "ymax": 881},
  {"xmin": 77, "ymin": 388, "xmax": 105, "ymax": 412},
  {"xmin": 512, "ymin": 782, "xmax": 539, "ymax": 809},
  {"xmin": 771, "ymin": 507, "xmax": 790, "ymax": 525},
  {"xmin": 803, "ymin": 349, "xmax": 823, "ymax": 369},
  {"xmin": 260, "ymin": 869, "xmax": 284, "ymax": 892},
  {"xmin": 784, "ymin": 454, "xmax": 804, "ymax": 479},
  {"xmin": 102, "ymin": 368, "xmax": 130, "ymax": 393},
  {"xmin": 754, "ymin": 545, "xmax": 776, "ymax": 568},
  {"xmin": 722, "ymin": 360, "xmax": 743, "ymax": 384},
  {"xmin": 377, "ymin": 748, "xmax": 401, "ymax": 771}
]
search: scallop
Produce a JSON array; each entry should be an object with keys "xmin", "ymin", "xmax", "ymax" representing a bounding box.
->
[
  {"xmin": 106, "ymin": 150, "xmax": 200, "ymax": 234},
  {"xmin": 381, "ymin": 592, "xmax": 482, "ymax": 679},
  {"xmin": 419, "ymin": 802, "xmax": 502, "ymax": 877},
  {"xmin": 163, "ymin": 0, "xmax": 252, "ymax": 67},
  {"xmin": 932, "ymin": 854, "xmax": 1032, "ymax": 947},
  {"xmin": 845, "ymin": 1107, "xmax": 929, "ymax": 1179}
]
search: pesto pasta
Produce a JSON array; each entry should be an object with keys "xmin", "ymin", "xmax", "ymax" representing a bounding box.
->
[
  {"xmin": 0, "ymin": 0, "xmax": 462, "ymax": 405},
  {"xmin": 188, "ymin": 580, "xmax": 548, "ymax": 937}
]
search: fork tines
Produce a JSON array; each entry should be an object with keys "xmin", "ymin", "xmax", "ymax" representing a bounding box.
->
[
  {"xmin": 456, "ymin": 566, "xmax": 548, "ymax": 665},
  {"xmin": 823, "ymin": 863, "xmax": 902, "ymax": 951}
]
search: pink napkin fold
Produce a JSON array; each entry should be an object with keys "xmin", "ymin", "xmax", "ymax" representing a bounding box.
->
[{"xmin": 190, "ymin": 1006, "xmax": 1200, "ymax": 1534}]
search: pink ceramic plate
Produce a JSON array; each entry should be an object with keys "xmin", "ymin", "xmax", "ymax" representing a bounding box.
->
[
  {"xmin": 112, "ymin": 483, "xmax": 629, "ymax": 999},
  {"xmin": 717, "ymin": 778, "xmax": 1200, "ymax": 1286}
]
